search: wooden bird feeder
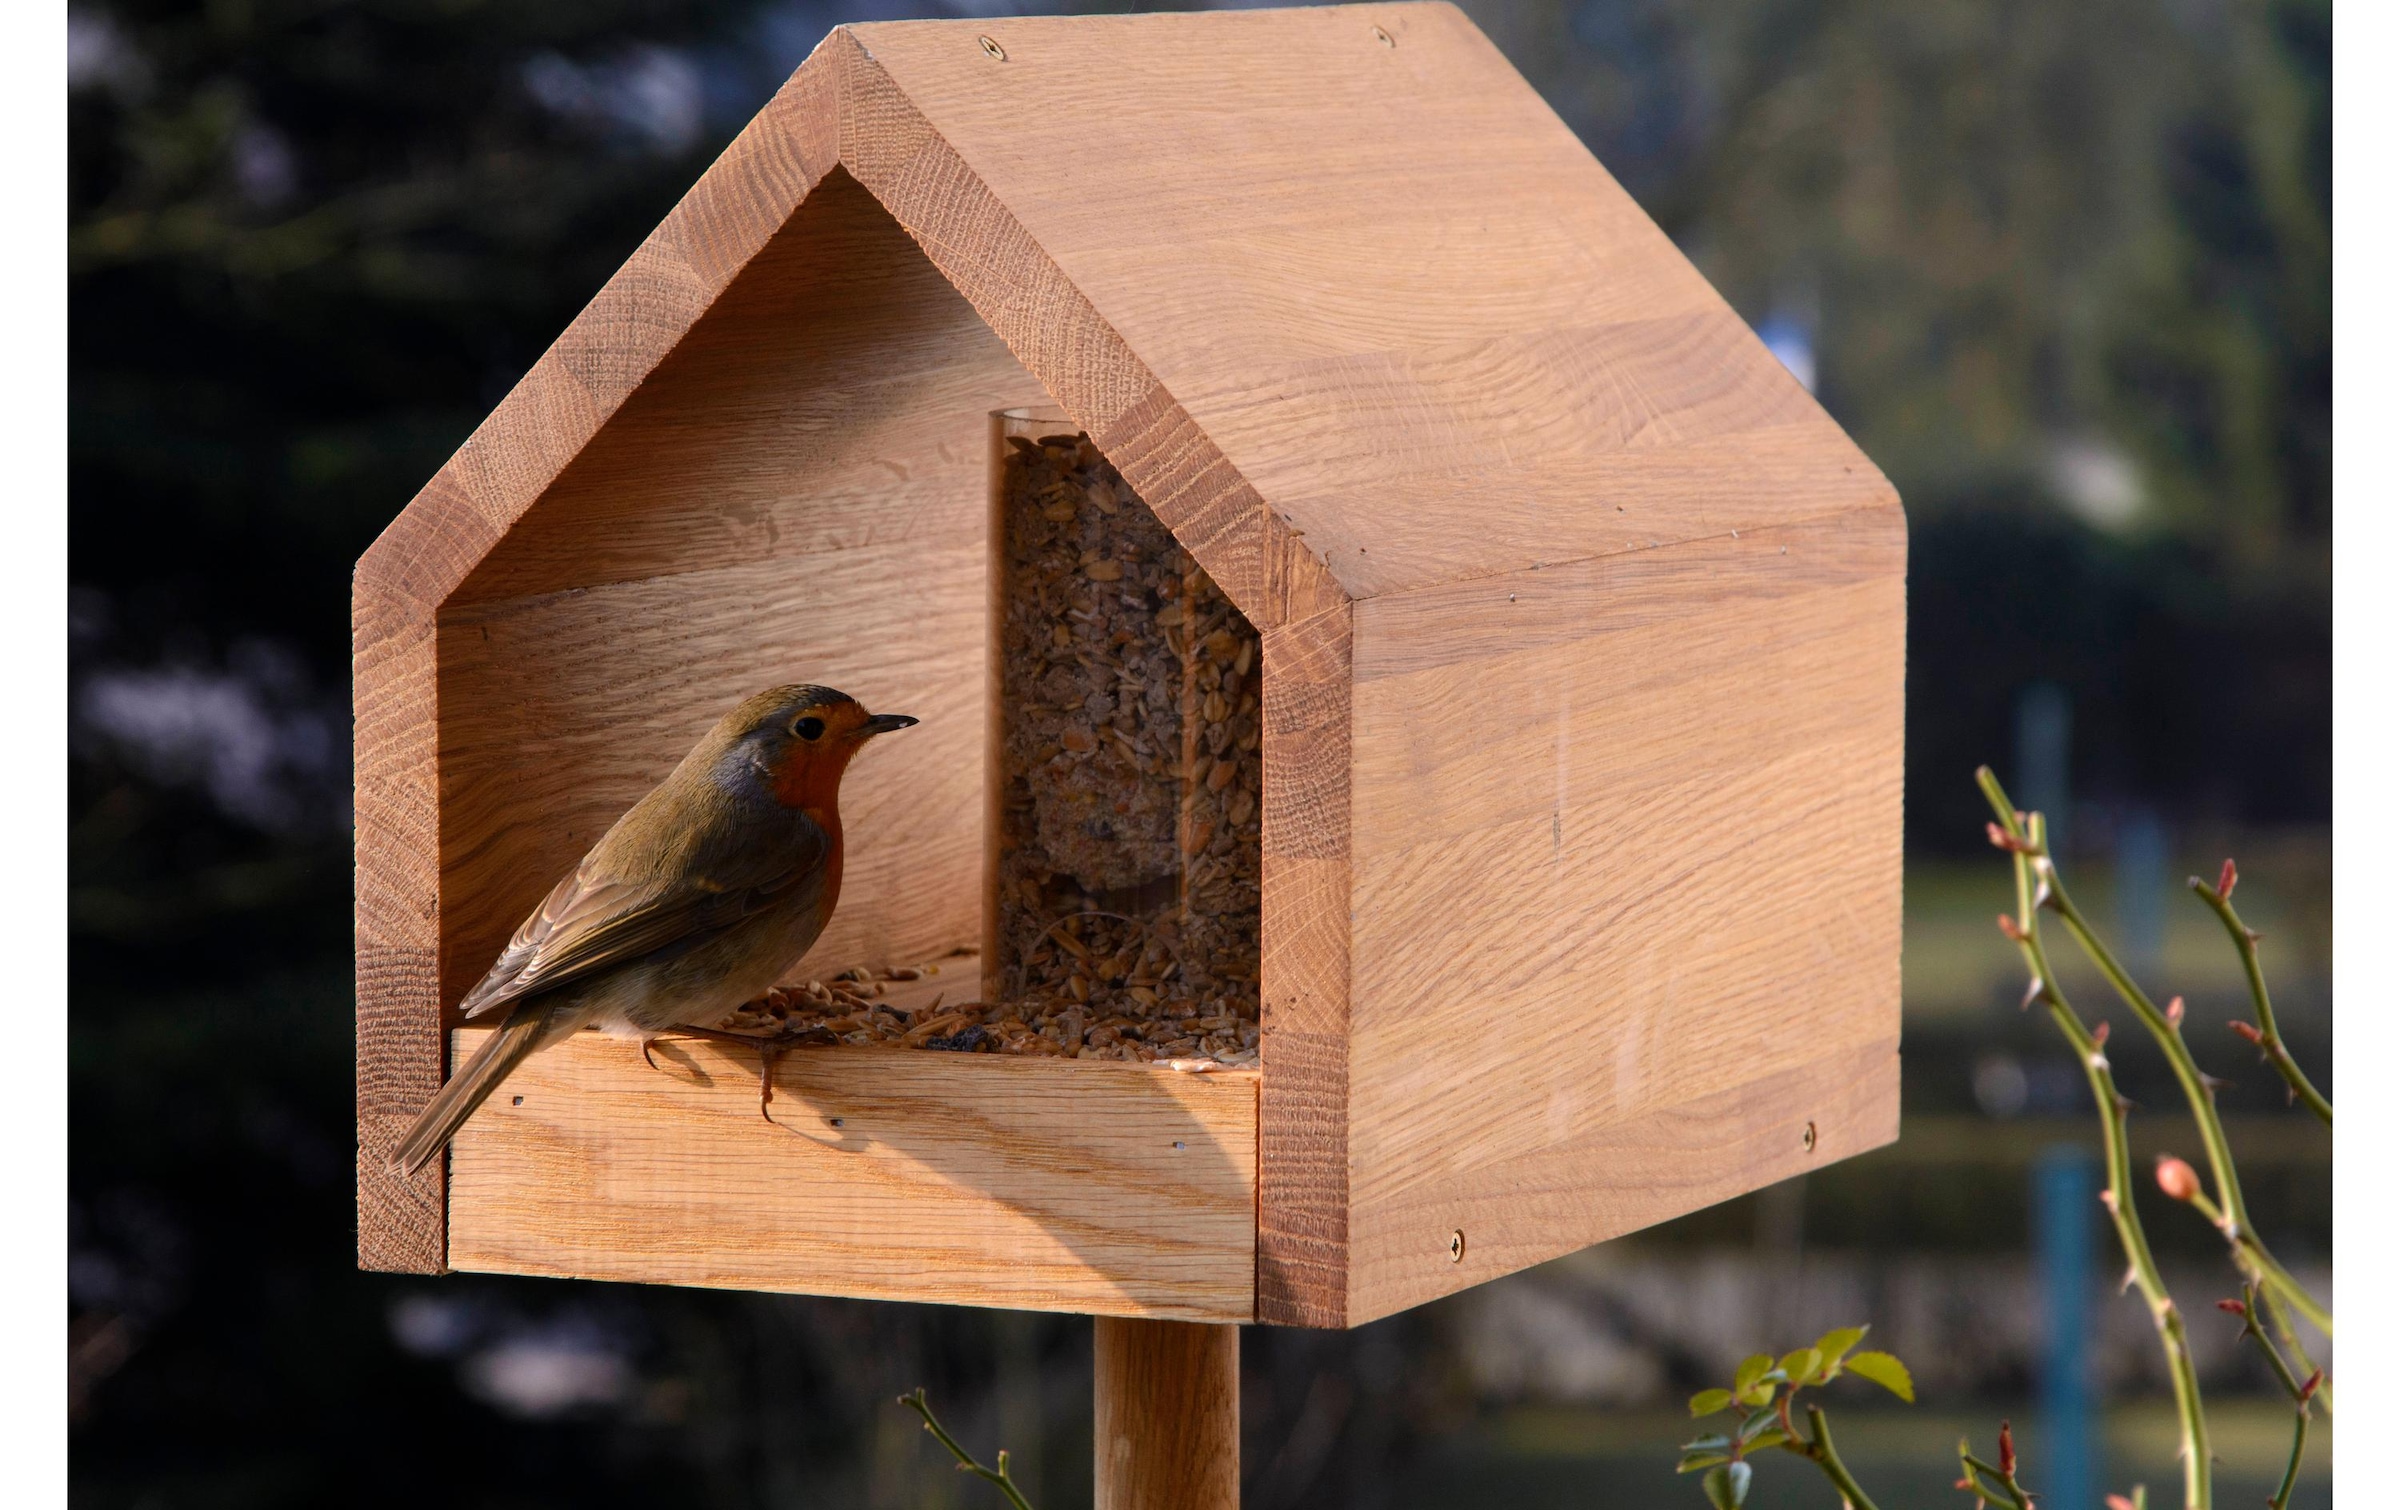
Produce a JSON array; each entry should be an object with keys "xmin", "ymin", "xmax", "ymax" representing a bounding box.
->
[{"xmin": 355, "ymin": 4, "xmax": 1902, "ymax": 1496}]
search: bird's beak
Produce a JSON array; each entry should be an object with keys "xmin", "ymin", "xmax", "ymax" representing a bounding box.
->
[{"xmin": 857, "ymin": 712, "xmax": 919, "ymax": 738}]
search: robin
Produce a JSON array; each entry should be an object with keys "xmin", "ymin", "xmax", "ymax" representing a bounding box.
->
[{"xmin": 389, "ymin": 684, "xmax": 917, "ymax": 1176}]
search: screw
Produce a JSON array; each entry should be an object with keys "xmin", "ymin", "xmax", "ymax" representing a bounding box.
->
[
  {"xmin": 1172, "ymin": 1140, "xmax": 1186, "ymax": 1151},
  {"xmin": 829, "ymin": 1117, "xmax": 844, "ymax": 1128},
  {"xmin": 1372, "ymin": 24, "xmax": 1395, "ymax": 47},
  {"xmin": 511, "ymin": 1095, "xmax": 524, "ymax": 1106},
  {"xmin": 1448, "ymin": 1229, "xmax": 1465, "ymax": 1263},
  {"xmin": 1802, "ymin": 1121, "xmax": 1818, "ymax": 1152},
  {"xmin": 978, "ymin": 35, "xmax": 1006, "ymax": 61}
]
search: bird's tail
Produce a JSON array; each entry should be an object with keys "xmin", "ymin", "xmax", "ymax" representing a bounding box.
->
[{"xmin": 389, "ymin": 1004, "xmax": 554, "ymax": 1177}]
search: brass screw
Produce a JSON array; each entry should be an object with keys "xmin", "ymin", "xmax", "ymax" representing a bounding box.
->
[
  {"xmin": 978, "ymin": 35, "xmax": 1006, "ymax": 61},
  {"xmin": 1448, "ymin": 1229, "xmax": 1465, "ymax": 1263},
  {"xmin": 1372, "ymin": 25, "xmax": 1395, "ymax": 48},
  {"xmin": 829, "ymin": 1117, "xmax": 844, "ymax": 1128},
  {"xmin": 1802, "ymin": 1121, "xmax": 1819, "ymax": 1152},
  {"xmin": 510, "ymin": 1095, "xmax": 524, "ymax": 1106}
]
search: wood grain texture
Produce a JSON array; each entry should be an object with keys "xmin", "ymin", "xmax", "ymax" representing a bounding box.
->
[
  {"xmin": 1341, "ymin": 504, "xmax": 1906, "ymax": 1324},
  {"xmin": 450, "ymin": 1030, "xmax": 1259, "ymax": 1320},
  {"xmin": 358, "ymin": 3, "xmax": 1908, "ymax": 1329},
  {"xmin": 1093, "ymin": 1318, "xmax": 1242, "ymax": 1510}
]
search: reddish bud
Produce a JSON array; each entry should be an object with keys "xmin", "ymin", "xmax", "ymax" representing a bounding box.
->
[
  {"xmin": 2216, "ymin": 1298, "xmax": 2247, "ymax": 1315},
  {"xmin": 2108, "ymin": 1497, "xmax": 2139, "ymax": 1510},
  {"xmin": 2165, "ymin": 995, "xmax": 2185, "ymax": 1028},
  {"xmin": 1998, "ymin": 1420, "xmax": 2017, "ymax": 1476},
  {"xmin": 1997, "ymin": 914, "xmax": 2027, "ymax": 942},
  {"xmin": 2229, "ymin": 1020, "xmax": 2264, "ymax": 1046},
  {"xmin": 2091, "ymin": 1020, "xmax": 2111, "ymax": 1047},
  {"xmin": 2217, "ymin": 858, "xmax": 2238, "ymax": 899},
  {"xmin": 2300, "ymin": 1369, "xmax": 2322, "ymax": 1403},
  {"xmin": 2156, "ymin": 1156, "xmax": 2202, "ymax": 1202},
  {"xmin": 2098, "ymin": 1189, "xmax": 2119, "ymax": 1213}
]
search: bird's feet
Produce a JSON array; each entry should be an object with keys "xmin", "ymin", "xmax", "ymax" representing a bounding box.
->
[{"xmin": 642, "ymin": 1025, "xmax": 830, "ymax": 1121}]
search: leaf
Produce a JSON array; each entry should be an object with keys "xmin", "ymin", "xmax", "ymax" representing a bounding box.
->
[
  {"xmin": 1736, "ymin": 1370, "xmax": 1786, "ymax": 1408},
  {"xmin": 1745, "ymin": 1427, "xmax": 1791, "ymax": 1453},
  {"xmin": 1779, "ymin": 1347, "xmax": 1824, "ymax": 1386},
  {"xmin": 1677, "ymin": 1436, "xmax": 1733, "ymax": 1473},
  {"xmin": 1813, "ymin": 1325, "xmax": 1868, "ymax": 1365},
  {"xmin": 1845, "ymin": 1350, "xmax": 1915, "ymax": 1403},
  {"xmin": 1732, "ymin": 1353, "xmax": 1775, "ymax": 1395},
  {"xmin": 1689, "ymin": 1388, "xmax": 1734, "ymax": 1418},
  {"xmin": 1703, "ymin": 1461, "xmax": 1753, "ymax": 1510}
]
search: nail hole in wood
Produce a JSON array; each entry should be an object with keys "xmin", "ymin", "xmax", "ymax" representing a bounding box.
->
[
  {"xmin": 1448, "ymin": 1229, "xmax": 1465, "ymax": 1263},
  {"xmin": 1372, "ymin": 25, "xmax": 1395, "ymax": 47},
  {"xmin": 1802, "ymin": 1121, "xmax": 1818, "ymax": 1152},
  {"xmin": 978, "ymin": 35, "xmax": 1006, "ymax": 60}
]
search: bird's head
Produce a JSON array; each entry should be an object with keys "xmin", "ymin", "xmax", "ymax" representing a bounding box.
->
[{"xmin": 714, "ymin": 684, "xmax": 917, "ymax": 815}]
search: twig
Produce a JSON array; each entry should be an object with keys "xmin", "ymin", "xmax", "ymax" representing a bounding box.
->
[
  {"xmin": 2219, "ymin": 1289, "xmax": 2319, "ymax": 1510},
  {"xmin": 1799, "ymin": 1404, "xmax": 1880, "ymax": 1510},
  {"xmin": 1978, "ymin": 772, "xmax": 2332, "ymax": 1356},
  {"xmin": 2189, "ymin": 865, "xmax": 2330, "ymax": 1126},
  {"xmin": 1978, "ymin": 775, "xmax": 2213, "ymax": 1510},
  {"xmin": 898, "ymin": 1387, "xmax": 1039, "ymax": 1510},
  {"xmin": 1956, "ymin": 1422, "xmax": 2035, "ymax": 1510}
]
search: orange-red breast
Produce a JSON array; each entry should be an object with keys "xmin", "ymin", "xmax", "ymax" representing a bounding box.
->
[{"xmin": 389, "ymin": 684, "xmax": 916, "ymax": 1175}]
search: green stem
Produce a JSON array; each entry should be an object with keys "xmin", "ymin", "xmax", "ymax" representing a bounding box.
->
[
  {"xmin": 2270, "ymin": 1408, "xmax": 2308, "ymax": 1510},
  {"xmin": 898, "ymin": 1388, "xmax": 1039, "ymax": 1510},
  {"xmin": 1978, "ymin": 774, "xmax": 2213, "ymax": 1510},
  {"xmin": 1959, "ymin": 1448, "xmax": 2035, "ymax": 1510},
  {"xmin": 2231, "ymin": 1286, "xmax": 2316, "ymax": 1510},
  {"xmin": 1799, "ymin": 1404, "xmax": 1879, "ymax": 1510},
  {"xmin": 1979, "ymin": 770, "xmax": 2331, "ymax": 1348},
  {"xmin": 2189, "ymin": 877, "xmax": 2329, "ymax": 1125}
]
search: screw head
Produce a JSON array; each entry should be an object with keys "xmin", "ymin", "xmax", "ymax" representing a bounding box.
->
[
  {"xmin": 1448, "ymin": 1229, "xmax": 1465, "ymax": 1263},
  {"xmin": 829, "ymin": 1117, "xmax": 844, "ymax": 1128},
  {"xmin": 978, "ymin": 35, "xmax": 1006, "ymax": 61},
  {"xmin": 510, "ymin": 1095, "xmax": 524, "ymax": 1107},
  {"xmin": 1802, "ymin": 1121, "xmax": 1818, "ymax": 1152}
]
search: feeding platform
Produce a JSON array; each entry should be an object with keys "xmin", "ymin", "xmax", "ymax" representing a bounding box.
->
[{"xmin": 354, "ymin": 2, "xmax": 1905, "ymax": 1333}]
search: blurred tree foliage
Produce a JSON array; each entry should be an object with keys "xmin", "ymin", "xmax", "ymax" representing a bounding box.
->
[{"xmin": 67, "ymin": 2, "xmax": 2330, "ymax": 1506}]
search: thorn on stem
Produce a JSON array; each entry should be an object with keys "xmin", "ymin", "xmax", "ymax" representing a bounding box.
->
[
  {"xmin": 2098, "ymin": 1189, "xmax": 2120, "ymax": 1213},
  {"xmin": 2300, "ymin": 1369, "xmax": 2322, "ymax": 1404},
  {"xmin": 2230, "ymin": 1020, "xmax": 2265, "ymax": 1046}
]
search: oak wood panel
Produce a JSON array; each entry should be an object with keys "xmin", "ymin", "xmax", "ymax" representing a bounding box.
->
[
  {"xmin": 1341, "ymin": 506, "xmax": 1905, "ymax": 1322},
  {"xmin": 1254, "ymin": 602, "xmax": 1355, "ymax": 1327},
  {"xmin": 355, "ymin": 581, "xmax": 448, "ymax": 1272},
  {"xmin": 448, "ymin": 1031, "xmax": 1259, "ymax": 1320},
  {"xmin": 438, "ymin": 542, "xmax": 988, "ymax": 1012},
  {"xmin": 456, "ymin": 169, "xmax": 1041, "ymax": 605},
  {"xmin": 1347, "ymin": 1040, "xmax": 1897, "ymax": 1324},
  {"xmin": 853, "ymin": 4, "xmax": 1890, "ymax": 601},
  {"xmin": 1093, "ymin": 1318, "xmax": 1242, "ymax": 1510}
]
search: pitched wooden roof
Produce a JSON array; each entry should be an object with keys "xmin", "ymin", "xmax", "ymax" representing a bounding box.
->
[{"xmin": 359, "ymin": 1, "xmax": 1891, "ymax": 624}]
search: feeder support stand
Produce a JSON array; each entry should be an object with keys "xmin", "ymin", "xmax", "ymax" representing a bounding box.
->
[{"xmin": 1094, "ymin": 1318, "xmax": 1241, "ymax": 1510}]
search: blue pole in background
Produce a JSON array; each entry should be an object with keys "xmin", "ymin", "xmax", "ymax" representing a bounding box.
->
[
  {"xmin": 2016, "ymin": 682, "xmax": 2072, "ymax": 853},
  {"xmin": 2034, "ymin": 1144, "xmax": 2099, "ymax": 1510}
]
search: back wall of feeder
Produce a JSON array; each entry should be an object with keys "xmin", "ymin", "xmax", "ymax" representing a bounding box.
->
[{"xmin": 354, "ymin": 2, "xmax": 1905, "ymax": 1330}]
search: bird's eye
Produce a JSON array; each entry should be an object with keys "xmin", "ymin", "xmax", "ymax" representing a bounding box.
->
[{"xmin": 792, "ymin": 716, "xmax": 826, "ymax": 741}]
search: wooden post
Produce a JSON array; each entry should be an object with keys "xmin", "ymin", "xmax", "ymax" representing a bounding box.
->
[{"xmin": 1093, "ymin": 1317, "xmax": 1240, "ymax": 1510}]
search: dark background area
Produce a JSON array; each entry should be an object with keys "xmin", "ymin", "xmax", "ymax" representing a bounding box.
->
[{"xmin": 68, "ymin": 2, "xmax": 2330, "ymax": 1506}]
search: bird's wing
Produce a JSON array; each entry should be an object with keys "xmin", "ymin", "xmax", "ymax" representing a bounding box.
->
[{"xmin": 456, "ymin": 815, "xmax": 829, "ymax": 1020}]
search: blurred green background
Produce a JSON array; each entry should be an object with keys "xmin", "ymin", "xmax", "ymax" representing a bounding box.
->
[{"xmin": 68, "ymin": 1, "xmax": 2329, "ymax": 1506}]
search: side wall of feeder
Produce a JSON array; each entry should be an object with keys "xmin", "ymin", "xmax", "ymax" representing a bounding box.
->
[{"xmin": 1339, "ymin": 500, "xmax": 1907, "ymax": 1325}]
